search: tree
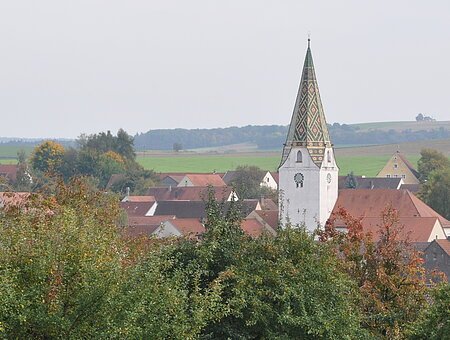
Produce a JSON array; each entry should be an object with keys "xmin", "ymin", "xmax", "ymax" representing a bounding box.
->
[
  {"xmin": 417, "ymin": 148, "xmax": 450, "ymax": 182},
  {"xmin": 419, "ymin": 167, "xmax": 450, "ymax": 219},
  {"xmin": 172, "ymin": 142, "xmax": 182, "ymax": 152},
  {"xmin": 408, "ymin": 283, "xmax": 450, "ymax": 339},
  {"xmin": 345, "ymin": 171, "xmax": 358, "ymax": 189},
  {"xmin": 14, "ymin": 150, "xmax": 32, "ymax": 191},
  {"xmin": 157, "ymin": 190, "xmax": 367, "ymax": 339},
  {"xmin": 415, "ymin": 113, "xmax": 424, "ymax": 122},
  {"xmin": 30, "ymin": 141, "xmax": 65, "ymax": 173},
  {"xmin": 229, "ymin": 165, "xmax": 266, "ymax": 199},
  {"xmin": 319, "ymin": 207, "xmax": 429, "ymax": 339}
]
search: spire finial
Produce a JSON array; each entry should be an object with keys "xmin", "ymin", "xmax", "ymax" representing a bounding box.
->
[{"xmin": 307, "ymin": 31, "xmax": 311, "ymax": 48}]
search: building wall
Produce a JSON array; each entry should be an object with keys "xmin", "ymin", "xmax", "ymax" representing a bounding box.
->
[
  {"xmin": 377, "ymin": 154, "xmax": 420, "ymax": 185},
  {"xmin": 154, "ymin": 221, "xmax": 182, "ymax": 238},
  {"xmin": 279, "ymin": 146, "xmax": 338, "ymax": 231},
  {"xmin": 261, "ymin": 172, "xmax": 278, "ymax": 190}
]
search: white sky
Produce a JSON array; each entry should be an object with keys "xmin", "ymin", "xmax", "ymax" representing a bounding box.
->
[{"xmin": 0, "ymin": 1, "xmax": 449, "ymax": 138}]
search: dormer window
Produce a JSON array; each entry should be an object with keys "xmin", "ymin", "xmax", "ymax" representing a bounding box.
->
[{"xmin": 296, "ymin": 151, "xmax": 303, "ymax": 163}]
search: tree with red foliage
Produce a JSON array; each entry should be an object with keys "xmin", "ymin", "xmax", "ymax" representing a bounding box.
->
[{"xmin": 319, "ymin": 206, "xmax": 429, "ymax": 339}]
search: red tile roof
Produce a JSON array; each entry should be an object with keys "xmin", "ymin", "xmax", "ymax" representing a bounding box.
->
[
  {"xmin": 146, "ymin": 186, "xmax": 233, "ymax": 201},
  {"xmin": 182, "ymin": 174, "xmax": 226, "ymax": 187},
  {"xmin": 241, "ymin": 218, "xmax": 267, "ymax": 237},
  {"xmin": 270, "ymin": 172, "xmax": 279, "ymax": 185},
  {"xmin": 334, "ymin": 189, "xmax": 450, "ymax": 227},
  {"xmin": 0, "ymin": 165, "xmax": 18, "ymax": 182},
  {"xmin": 169, "ymin": 218, "xmax": 205, "ymax": 236},
  {"xmin": 127, "ymin": 215, "xmax": 175, "ymax": 226},
  {"xmin": 124, "ymin": 196, "xmax": 156, "ymax": 203},
  {"xmin": 254, "ymin": 210, "xmax": 279, "ymax": 230},
  {"xmin": 120, "ymin": 201, "xmax": 156, "ymax": 217},
  {"xmin": 356, "ymin": 217, "xmax": 441, "ymax": 243}
]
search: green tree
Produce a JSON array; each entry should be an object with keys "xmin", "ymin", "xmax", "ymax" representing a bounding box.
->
[
  {"xmin": 345, "ymin": 171, "xmax": 359, "ymax": 189},
  {"xmin": 230, "ymin": 165, "xmax": 271, "ymax": 199},
  {"xmin": 419, "ymin": 167, "xmax": 450, "ymax": 219},
  {"xmin": 14, "ymin": 150, "xmax": 32, "ymax": 191},
  {"xmin": 172, "ymin": 142, "xmax": 183, "ymax": 152},
  {"xmin": 159, "ymin": 190, "xmax": 367, "ymax": 339},
  {"xmin": 30, "ymin": 141, "xmax": 65, "ymax": 173},
  {"xmin": 417, "ymin": 148, "xmax": 450, "ymax": 182},
  {"xmin": 408, "ymin": 283, "xmax": 450, "ymax": 339}
]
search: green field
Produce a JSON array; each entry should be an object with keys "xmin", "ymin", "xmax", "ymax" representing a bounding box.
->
[
  {"xmin": 351, "ymin": 120, "xmax": 450, "ymax": 132},
  {"xmin": 0, "ymin": 145, "xmax": 34, "ymax": 159},
  {"xmin": 136, "ymin": 153, "xmax": 422, "ymax": 177},
  {"xmin": 0, "ymin": 158, "xmax": 17, "ymax": 165}
]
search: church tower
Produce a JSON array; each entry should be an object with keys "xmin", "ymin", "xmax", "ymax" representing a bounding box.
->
[{"xmin": 278, "ymin": 39, "xmax": 338, "ymax": 231}]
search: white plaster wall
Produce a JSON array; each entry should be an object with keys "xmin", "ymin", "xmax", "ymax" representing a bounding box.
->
[
  {"xmin": 319, "ymin": 147, "xmax": 339, "ymax": 226},
  {"xmin": 154, "ymin": 221, "xmax": 182, "ymax": 238},
  {"xmin": 261, "ymin": 172, "xmax": 278, "ymax": 190},
  {"xmin": 428, "ymin": 221, "xmax": 447, "ymax": 241},
  {"xmin": 279, "ymin": 147, "xmax": 338, "ymax": 232},
  {"xmin": 279, "ymin": 147, "xmax": 321, "ymax": 231},
  {"xmin": 177, "ymin": 176, "xmax": 193, "ymax": 187}
]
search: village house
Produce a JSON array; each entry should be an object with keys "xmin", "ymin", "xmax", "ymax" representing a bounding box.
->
[{"xmin": 377, "ymin": 151, "xmax": 421, "ymax": 185}]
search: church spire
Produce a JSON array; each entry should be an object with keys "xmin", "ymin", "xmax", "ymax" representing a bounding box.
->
[{"xmin": 280, "ymin": 39, "xmax": 331, "ymax": 167}]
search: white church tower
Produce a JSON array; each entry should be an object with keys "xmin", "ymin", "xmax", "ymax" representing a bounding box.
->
[{"xmin": 278, "ymin": 39, "xmax": 338, "ymax": 231}]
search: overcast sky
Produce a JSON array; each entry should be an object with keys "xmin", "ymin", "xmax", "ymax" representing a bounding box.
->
[{"xmin": 0, "ymin": 1, "xmax": 449, "ymax": 138}]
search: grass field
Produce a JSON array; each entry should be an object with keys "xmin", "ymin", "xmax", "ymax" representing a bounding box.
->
[
  {"xmin": 351, "ymin": 120, "xmax": 450, "ymax": 132},
  {"xmin": 136, "ymin": 153, "xmax": 422, "ymax": 177},
  {"xmin": 0, "ymin": 158, "xmax": 17, "ymax": 165},
  {"xmin": 0, "ymin": 145, "xmax": 34, "ymax": 159}
]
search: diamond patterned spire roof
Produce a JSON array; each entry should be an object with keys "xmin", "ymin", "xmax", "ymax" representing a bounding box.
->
[{"xmin": 280, "ymin": 39, "xmax": 332, "ymax": 168}]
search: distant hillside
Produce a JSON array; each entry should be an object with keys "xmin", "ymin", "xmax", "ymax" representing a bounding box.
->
[
  {"xmin": 352, "ymin": 120, "xmax": 450, "ymax": 132},
  {"xmin": 134, "ymin": 121, "xmax": 450, "ymax": 151},
  {"xmin": 335, "ymin": 138, "xmax": 450, "ymax": 158}
]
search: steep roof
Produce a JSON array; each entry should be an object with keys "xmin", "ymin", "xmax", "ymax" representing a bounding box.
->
[
  {"xmin": 146, "ymin": 186, "xmax": 233, "ymax": 201},
  {"xmin": 355, "ymin": 217, "xmax": 442, "ymax": 243},
  {"xmin": 338, "ymin": 176, "xmax": 402, "ymax": 190},
  {"xmin": 333, "ymin": 189, "xmax": 450, "ymax": 228},
  {"xmin": 123, "ymin": 195, "xmax": 156, "ymax": 203},
  {"xmin": 169, "ymin": 218, "xmax": 205, "ymax": 236},
  {"xmin": 396, "ymin": 152, "xmax": 420, "ymax": 179},
  {"xmin": 254, "ymin": 210, "xmax": 279, "ymax": 230},
  {"xmin": 154, "ymin": 201, "xmax": 207, "ymax": 218},
  {"xmin": 280, "ymin": 39, "xmax": 332, "ymax": 168},
  {"xmin": 399, "ymin": 183, "xmax": 421, "ymax": 194},
  {"xmin": 241, "ymin": 218, "xmax": 267, "ymax": 237},
  {"xmin": 120, "ymin": 201, "xmax": 156, "ymax": 217},
  {"xmin": 179, "ymin": 174, "xmax": 226, "ymax": 187},
  {"xmin": 0, "ymin": 165, "xmax": 18, "ymax": 182}
]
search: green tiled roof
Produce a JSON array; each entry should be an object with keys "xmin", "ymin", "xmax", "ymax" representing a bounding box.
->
[{"xmin": 280, "ymin": 39, "xmax": 332, "ymax": 168}]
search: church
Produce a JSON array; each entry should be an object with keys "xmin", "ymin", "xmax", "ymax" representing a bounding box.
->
[{"xmin": 278, "ymin": 40, "xmax": 450, "ymax": 240}]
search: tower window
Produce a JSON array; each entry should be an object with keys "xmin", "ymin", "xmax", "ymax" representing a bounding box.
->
[
  {"xmin": 327, "ymin": 150, "xmax": 331, "ymax": 163},
  {"xmin": 296, "ymin": 150, "xmax": 303, "ymax": 163}
]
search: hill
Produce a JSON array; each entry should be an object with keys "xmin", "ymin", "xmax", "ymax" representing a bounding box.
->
[
  {"xmin": 352, "ymin": 120, "xmax": 450, "ymax": 132},
  {"xmin": 133, "ymin": 121, "xmax": 450, "ymax": 151}
]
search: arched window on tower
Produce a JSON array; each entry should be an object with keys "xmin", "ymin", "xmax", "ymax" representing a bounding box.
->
[
  {"xmin": 296, "ymin": 150, "xmax": 303, "ymax": 163},
  {"xmin": 327, "ymin": 150, "xmax": 331, "ymax": 163}
]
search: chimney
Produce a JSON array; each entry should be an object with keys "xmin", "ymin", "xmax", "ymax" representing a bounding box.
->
[{"xmin": 125, "ymin": 187, "xmax": 130, "ymax": 199}]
